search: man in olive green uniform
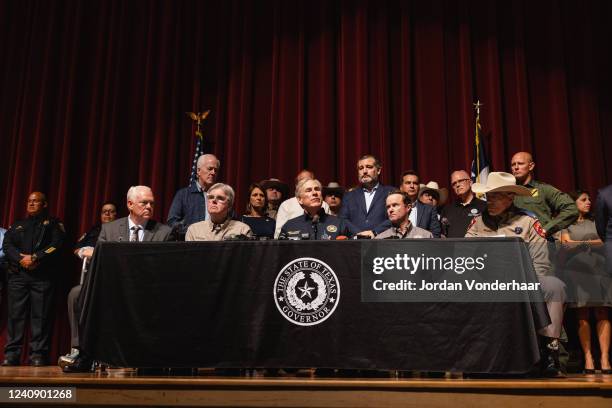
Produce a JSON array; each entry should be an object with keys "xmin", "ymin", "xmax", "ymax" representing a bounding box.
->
[
  {"xmin": 466, "ymin": 173, "xmax": 566, "ymax": 377},
  {"xmin": 510, "ymin": 152, "xmax": 578, "ymax": 238}
]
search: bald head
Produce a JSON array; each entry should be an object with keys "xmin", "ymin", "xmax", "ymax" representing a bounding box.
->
[
  {"xmin": 450, "ymin": 170, "xmax": 473, "ymax": 202},
  {"xmin": 26, "ymin": 191, "xmax": 48, "ymax": 217},
  {"xmin": 295, "ymin": 169, "xmax": 315, "ymax": 186},
  {"xmin": 510, "ymin": 151, "xmax": 535, "ymax": 185}
]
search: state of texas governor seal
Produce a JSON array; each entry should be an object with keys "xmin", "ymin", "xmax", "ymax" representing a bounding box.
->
[{"xmin": 274, "ymin": 257, "xmax": 340, "ymax": 326}]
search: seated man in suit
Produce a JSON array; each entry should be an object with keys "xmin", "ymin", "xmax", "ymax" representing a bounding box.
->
[
  {"xmin": 339, "ymin": 155, "xmax": 395, "ymax": 238},
  {"xmin": 62, "ymin": 185, "xmax": 174, "ymax": 373},
  {"xmin": 376, "ymin": 191, "xmax": 433, "ymax": 239},
  {"xmin": 399, "ymin": 170, "xmax": 441, "ymax": 237},
  {"xmin": 280, "ymin": 179, "xmax": 350, "ymax": 240}
]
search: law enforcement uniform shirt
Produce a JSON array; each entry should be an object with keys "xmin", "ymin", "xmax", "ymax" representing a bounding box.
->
[
  {"xmin": 465, "ymin": 206, "xmax": 551, "ymax": 276},
  {"xmin": 2, "ymin": 213, "xmax": 66, "ymax": 273},
  {"xmin": 280, "ymin": 210, "xmax": 350, "ymax": 240},
  {"xmin": 375, "ymin": 222, "xmax": 433, "ymax": 239},
  {"xmin": 441, "ymin": 197, "xmax": 487, "ymax": 238},
  {"xmin": 513, "ymin": 179, "xmax": 578, "ymax": 237}
]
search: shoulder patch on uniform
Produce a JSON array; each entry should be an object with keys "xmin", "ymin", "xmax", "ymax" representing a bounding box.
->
[
  {"xmin": 532, "ymin": 220, "xmax": 546, "ymax": 238},
  {"xmin": 467, "ymin": 217, "xmax": 478, "ymax": 230},
  {"xmin": 44, "ymin": 247, "xmax": 56, "ymax": 254}
]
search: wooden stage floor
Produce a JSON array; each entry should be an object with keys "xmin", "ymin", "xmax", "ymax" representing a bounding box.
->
[{"xmin": 1, "ymin": 366, "xmax": 611, "ymax": 407}]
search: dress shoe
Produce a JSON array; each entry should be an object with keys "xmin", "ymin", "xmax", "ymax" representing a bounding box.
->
[
  {"xmin": 30, "ymin": 356, "xmax": 48, "ymax": 367},
  {"xmin": 1, "ymin": 356, "xmax": 20, "ymax": 366},
  {"xmin": 58, "ymin": 348, "xmax": 80, "ymax": 369},
  {"xmin": 62, "ymin": 355, "xmax": 95, "ymax": 373}
]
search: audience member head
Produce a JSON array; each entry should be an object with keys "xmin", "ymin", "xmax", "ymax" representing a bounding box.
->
[
  {"xmin": 100, "ymin": 201, "xmax": 118, "ymax": 224},
  {"xmin": 294, "ymin": 169, "xmax": 315, "ymax": 190},
  {"xmin": 357, "ymin": 155, "xmax": 381, "ymax": 190},
  {"xmin": 245, "ymin": 183, "xmax": 268, "ymax": 216},
  {"xmin": 127, "ymin": 186, "xmax": 155, "ymax": 225},
  {"xmin": 261, "ymin": 178, "xmax": 288, "ymax": 207},
  {"xmin": 26, "ymin": 192, "xmax": 48, "ymax": 217},
  {"xmin": 568, "ymin": 190, "xmax": 593, "ymax": 220},
  {"xmin": 385, "ymin": 191, "xmax": 412, "ymax": 227},
  {"xmin": 418, "ymin": 181, "xmax": 448, "ymax": 208},
  {"xmin": 399, "ymin": 170, "xmax": 420, "ymax": 202},
  {"xmin": 296, "ymin": 178, "xmax": 323, "ymax": 216},
  {"xmin": 207, "ymin": 183, "xmax": 235, "ymax": 223},
  {"xmin": 196, "ymin": 154, "xmax": 221, "ymax": 191},
  {"xmin": 510, "ymin": 151, "xmax": 535, "ymax": 185},
  {"xmin": 323, "ymin": 182, "xmax": 344, "ymax": 215},
  {"xmin": 450, "ymin": 170, "xmax": 474, "ymax": 203}
]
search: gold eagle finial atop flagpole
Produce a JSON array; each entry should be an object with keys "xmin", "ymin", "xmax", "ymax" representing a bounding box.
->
[{"xmin": 186, "ymin": 110, "xmax": 210, "ymax": 139}]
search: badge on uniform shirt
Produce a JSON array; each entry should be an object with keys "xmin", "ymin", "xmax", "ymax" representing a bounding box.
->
[
  {"xmin": 532, "ymin": 220, "xmax": 546, "ymax": 238},
  {"xmin": 514, "ymin": 227, "xmax": 523, "ymax": 235},
  {"xmin": 326, "ymin": 225, "xmax": 338, "ymax": 233},
  {"xmin": 470, "ymin": 208, "xmax": 480, "ymax": 217},
  {"xmin": 44, "ymin": 246, "xmax": 56, "ymax": 254}
]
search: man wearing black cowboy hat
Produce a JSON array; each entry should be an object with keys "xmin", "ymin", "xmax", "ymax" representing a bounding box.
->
[
  {"xmin": 323, "ymin": 182, "xmax": 345, "ymax": 216},
  {"xmin": 260, "ymin": 178, "xmax": 289, "ymax": 220}
]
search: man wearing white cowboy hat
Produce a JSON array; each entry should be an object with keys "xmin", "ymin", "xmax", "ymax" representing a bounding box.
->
[{"xmin": 465, "ymin": 171, "xmax": 567, "ymax": 377}]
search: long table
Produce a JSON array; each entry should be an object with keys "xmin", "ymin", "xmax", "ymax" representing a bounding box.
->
[{"xmin": 80, "ymin": 239, "xmax": 549, "ymax": 373}]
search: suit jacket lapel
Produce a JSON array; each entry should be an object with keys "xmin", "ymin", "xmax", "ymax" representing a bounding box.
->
[
  {"xmin": 415, "ymin": 202, "xmax": 425, "ymax": 227},
  {"xmin": 118, "ymin": 218, "xmax": 128, "ymax": 242},
  {"xmin": 142, "ymin": 220, "xmax": 154, "ymax": 242},
  {"xmin": 357, "ymin": 189, "xmax": 367, "ymax": 216},
  {"xmin": 368, "ymin": 187, "xmax": 385, "ymax": 215}
]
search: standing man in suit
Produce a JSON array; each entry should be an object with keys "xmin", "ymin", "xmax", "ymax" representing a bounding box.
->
[
  {"xmin": 399, "ymin": 170, "xmax": 442, "ymax": 237},
  {"xmin": 339, "ymin": 155, "xmax": 395, "ymax": 237},
  {"xmin": 167, "ymin": 154, "xmax": 220, "ymax": 239},
  {"xmin": 595, "ymin": 184, "xmax": 612, "ymax": 275},
  {"xmin": 1, "ymin": 192, "xmax": 65, "ymax": 366},
  {"xmin": 62, "ymin": 185, "xmax": 173, "ymax": 373}
]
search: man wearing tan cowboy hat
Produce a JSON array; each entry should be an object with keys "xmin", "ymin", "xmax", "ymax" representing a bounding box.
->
[
  {"xmin": 465, "ymin": 171, "xmax": 567, "ymax": 377},
  {"xmin": 323, "ymin": 182, "xmax": 345, "ymax": 216},
  {"xmin": 418, "ymin": 181, "xmax": 448, "ymax": 208}
]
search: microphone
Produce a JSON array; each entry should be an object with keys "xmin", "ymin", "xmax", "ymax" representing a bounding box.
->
[{"xmin": 311, "ymin": 214, "xmax": 320, "ymax": 240}]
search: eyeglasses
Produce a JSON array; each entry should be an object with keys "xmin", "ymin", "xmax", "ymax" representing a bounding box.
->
[
  {"xmin": 451, "ymin": 178, "xmax": 470, "ymax": 187},
  {"xmin": 207, "ymin": 194, "xmax": 228, "ymax": 203}
]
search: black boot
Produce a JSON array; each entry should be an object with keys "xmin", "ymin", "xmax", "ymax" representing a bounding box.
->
[
  {"xmin": 540, "ymin": 337, "xmax": 566, "ymax": 378},
  {"xmin": 62, "ymin": 354, "xmax": 95, "ymax": 373}
]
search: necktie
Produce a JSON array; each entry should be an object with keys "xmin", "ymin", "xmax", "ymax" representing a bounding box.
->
[{"xmin": 130, "ymin": 226, "xmax": 141, "ymax": 242}]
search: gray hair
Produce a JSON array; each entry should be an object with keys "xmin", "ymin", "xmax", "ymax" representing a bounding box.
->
[
  {"xmin": 295, "ymin": 178, "xmax": 322, "ymax": 198},
  {"xmin": 197, "ymin": 154, "xmax": 221, "ymax": 170},
  {"xmin": 208, "ymin": 183, "xmax": 235, "ymax": 207},
  {"xmin": 126, "ymin": 185, "xmax": 153, "ymax": 202}
]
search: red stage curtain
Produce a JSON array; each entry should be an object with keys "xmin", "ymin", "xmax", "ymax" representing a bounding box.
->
[{"xmin": 0, "ymin": 0, "xmax": 610, "ymax": 361}]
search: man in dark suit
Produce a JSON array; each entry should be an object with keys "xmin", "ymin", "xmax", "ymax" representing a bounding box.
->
[
  {"xmin": 595, "ymin": 184, "xmax": 612, "ymax": 275},
  {"xmin": 62, "ymin": 185, "xmax": 173, "ymax": 372},
  {"xmin": 339, "ymin": 155, "xmax": 395, "ymax": 237},
  {"xmin": 399, "ymin": 170, "xmax": 441, "ymax": 237}
]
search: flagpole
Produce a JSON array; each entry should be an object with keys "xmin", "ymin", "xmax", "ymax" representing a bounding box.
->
[
  {"xmin": 186, "ymin": 110, "xmax": 210, "ymax": 184},
  {"xmin": 473, "ymin": 100, "xmax": 483, "ymax": 183}
]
